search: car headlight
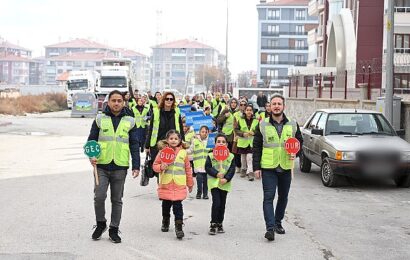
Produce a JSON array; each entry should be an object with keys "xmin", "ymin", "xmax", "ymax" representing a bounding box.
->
[
  {"xmin": 335, "ymin": 151, "xmax": 356, "ymax": 160},
  {"xmin": 400, "ymin": 151, "xmax": 410, "ymax": 161}
]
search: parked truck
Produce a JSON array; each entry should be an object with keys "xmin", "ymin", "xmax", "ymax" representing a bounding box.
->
[
  {"xmin": 95, "ymin": 58, "xmax": 133, "ymax": 110},
  {"xmin": 65, "ymin": 70, "xmax": 100, "ymax": 109}
]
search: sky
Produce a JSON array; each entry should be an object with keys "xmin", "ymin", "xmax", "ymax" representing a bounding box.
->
[{"xmin": 0, "ymin": 0, "xmax": 260, "ymax": 75}]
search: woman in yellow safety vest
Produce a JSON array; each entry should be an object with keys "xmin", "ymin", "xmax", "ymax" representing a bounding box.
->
[
  {"xmin": 205, "ymin": 133, "xmax": 235, "ymax": 235},
  {"xmin": 234, "ymin": 104, "xmax": 259, "ymax": 181},
  {"xmin": 132, "ymin": 97, "xmax": 150, "ymax": 153},
  {"xmin": 152, "ymin": 130, "xmax": 194, "ymax": 239}
]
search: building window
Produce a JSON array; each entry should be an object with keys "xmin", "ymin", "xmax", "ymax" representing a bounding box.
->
[
  {"xmin": 295, "ymin": 55, "xmax": 305, "ymax": 65},
  {"xmin": 57, "ymin": 61, "xmax": 64, "ymax": 66},
  {"xmin": 66, "ymin": 61, "xmax": 73, "ymax": 66},
  {"xmin": 268, "ymin": 25, "xmax": 280, "ymax": 35},
  {"xmin": 57, "ymin": 69, "xmax": 64, "ymax": 73},
  {"xmin": 155, "ymin": 64, "xmax": 161, "ymax": 71},
  {"xmin": 96, "ymin": 62, "xmax": 101, "ymax": 66},
  {"xmin": 268, "ymin": 9, "xmax": 280, "ymax": 20},
  {"xmin": 267, "ymin": 39, "xmax": 279, "ymax": 48},
  {"xmin": 295, "ymin": 9, "xmax": 306, "ymax": 20},
  {"xmin": 395, "ymin": 34, "xmax": 410, "ymax": 53},
  {"xmin": 296, "ymin": 25, "xmax": 305, "ymax": 34},
  {"xmin": 267, "ymin": 54, "xmax": 279, "ymax": 64},
  {"xmin": 296, "ymin": 40, "xmax": 305, "ymax": 48},
  {"xmin": 267, "ymin": 69, "xmax": 278, "ymax": 79}
]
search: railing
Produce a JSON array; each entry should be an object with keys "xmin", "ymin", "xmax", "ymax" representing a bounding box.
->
[
  {"xmin": 261, "ymin": 61, "xmax": 308, "ymax": 66},
  {"xmin": 261, "ymin": 46, "xmax": 309, "ymax": 50},
  {"xmin": 395, "ymin": 48, "xmax": 410, "ymax": 54},
  {"xmin": 261, "ymin": 31, "xmax": 308, "ymax": 36},
  {"xmin": 267, "ymin": 16, "xmax": 280, "ymax": 20},
  {"xmin": 395, "ymin": 7, "xmax": 410, "ymax": 13},
  {"xmin": 260, "ymin": 76, "xmax": 289, "ymax": 80}
]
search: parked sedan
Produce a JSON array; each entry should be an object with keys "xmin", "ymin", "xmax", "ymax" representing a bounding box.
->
[{"xmin": 300, "ymin": 109, "xmax": 410, "ymax": 187}]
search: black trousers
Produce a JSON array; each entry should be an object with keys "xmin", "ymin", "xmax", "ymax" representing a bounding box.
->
[
  {"xmin": 162, "ymin": 200, "xmax": 183, "ymax": 221},
  {"xmin": 211, "ymin": 188, "xmax": 228, "ymax": 224}
]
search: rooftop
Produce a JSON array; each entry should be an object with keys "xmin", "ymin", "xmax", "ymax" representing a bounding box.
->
[
  {"xmin": 152, "ymin": 39, "xmax": 215, "ymax": 49},
  {"xmin": 116, "ymin": 48, "xmax": 147, "ymax": 58},
  {"xmin": 45, "ymin": 38, "xmax": 114, "ymax": 50},
  {"xmin": 0, "ymin": 40, "xmax": 30, "ymax": 52},
  {"xmin": 0, "ymin": 54, "xmax": 32, "ymax": 62}
]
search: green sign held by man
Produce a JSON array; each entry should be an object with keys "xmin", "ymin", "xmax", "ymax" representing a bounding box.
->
[{"xmin": 84, "ymin": 140, "xmax": 101, "ymax": 185}]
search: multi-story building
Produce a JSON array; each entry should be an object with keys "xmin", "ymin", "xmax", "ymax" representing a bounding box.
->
[
  {"xmin": 117, "ymin": 48, "xmax": 151, "ymax": 90},
  {"xmin": 391, "ymin": 0, "xmax": 410, "ymax": 92},
  {"xmin": 151, "ymin": 39, "xmax": 222, "ymax": 93},
  {"xmin": 257, "ymin": 0, "xmax": 318, "ymax": 91},
  {"xmin": 0, "ymin": 39, "xmax": 33, "ymax": 85}
]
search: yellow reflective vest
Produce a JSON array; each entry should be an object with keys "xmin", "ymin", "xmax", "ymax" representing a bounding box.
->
[
  {"xmin": 192, "ymin": 138, "xmax": 210, "ymax": 170},
  {"xmin": 132, "ymin": 105, "xmax": 150, "ymax": 128},
  {"xmin": 207, "ymin": 152, "xmax": 234, "ymax": 192},
  {"xmin": 237, "ymin": 118, "xmax": 259, "ymax": 148},
  {"xmin": 259, "ymin": 118, "xmax": 297, "ymax": 170},
  {"xmin": 96, "ymin": 114, "xmax": 135, "ymax": 167},
  {"xmin": 161, "ymin": 149, "xmax": 187, "ymax": 186}
]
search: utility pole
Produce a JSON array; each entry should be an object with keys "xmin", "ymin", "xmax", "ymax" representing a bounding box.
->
[
  {"xmin": 224, "ymin": 0, "xmax": 229, "ymax": 94},
  {"xmin": 385, "ymin": 0, "xmax": 394, "ymax": 123}
]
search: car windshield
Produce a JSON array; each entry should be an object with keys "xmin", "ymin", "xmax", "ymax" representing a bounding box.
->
[
  {"xmin": 325, "ymin": 113, "xmax": 395, "ymax": 136},
  {"xmin": 67, "ymin": 80, "xmax": 88, "ymax": 90},
  {"xmin": 101, "ymin": 77, "xmax": 127, "ymax": 88}
]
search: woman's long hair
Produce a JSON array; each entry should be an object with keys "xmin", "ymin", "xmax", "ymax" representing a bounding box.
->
[{"xmin": 158, "ymin": 92, "xmax": 176, "ymax": 110}]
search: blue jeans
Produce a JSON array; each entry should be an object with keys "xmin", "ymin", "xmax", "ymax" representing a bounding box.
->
[
  {"xmin": 196, "ymin": 172, "xmax": 208, "ymax": 196},
  {"xmin": 262, "ymin": 169, "xmax": 292, "ymax": 231}
]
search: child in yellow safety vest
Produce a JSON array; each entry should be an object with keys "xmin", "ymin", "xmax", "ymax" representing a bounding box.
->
[
  {"xmin": 187, "ymin": 125, "xmax": 210, "ymax": 199},
  {"xmin": 153, "ymin": 130, "xmax": 194, "ymax": 239},
  {"xmin": 205, "ymin": 133, "xmax": 236, "ymax": 235}
]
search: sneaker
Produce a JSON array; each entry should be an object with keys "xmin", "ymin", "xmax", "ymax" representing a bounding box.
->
[
  {"xmin": 161, "ymin": 217, "xmax": 170, "ymax": 232},
  {"xmin": 274, "ymin": 224, "xmax": 286, "ymax": 234},
  {"xmin": 248, "ymin": 172, "xmax": 255, "ymax": 181},
  {"xmin": 91, "ymin": 221, "xmax": 107, "ymax": 240},
  {"xmin": 196, "ymin": 193, "xmax": 202, "ymax": 199},
  {"xmin": 175, "ymin": 220, "xmax": 184, "ymax": 239},
  {"xmin": 264, "ymin": 230, "xmax": 275, "ymax": 241},
  {"xmin": 109, "ymin": 227, "xmax": 122, "ymax": 243},
  {"xmin": 208, "ymin": 223, "xmax": 217, "ymax": 235},
  {"xmin": 203, "ymin": 195, "xmax": 209, "ymax": 200},
  {"xmin": 240, "ymin": 169, "xmax": 247, "ymax": 178},
  {"xmin": 217, "ymin": 223, "xmax": 225, "ymax": 233}
]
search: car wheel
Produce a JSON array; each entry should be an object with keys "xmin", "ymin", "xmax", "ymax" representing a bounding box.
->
[
  {"xmin": 394, "ymin": 175, "xmax": 410, "ymax": 188},
  {"xmin": 299, "ymin": 151, "xmax": 311, "ymax": 173},
  {"xmin": 321, "ymin": 157, "xmax": 340, "ymax": 187}
]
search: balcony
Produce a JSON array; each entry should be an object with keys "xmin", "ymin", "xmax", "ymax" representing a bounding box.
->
[
  {"xmin": 308, "ymin": 0, "xmax": 325, "ymax": 16},
  {"xmin": 261, "ymin": 61, "xmax": 308, "ymax": 66},
  {"xmin": 261, "ymin": 46, "xmax": 309, "ymax": 50},
  {"xmin": 395, "ymin": 8, "xmax": 410, "ymax": 28},
  {"xmin": 261, "ymin": 31, "xmax": 308, "ymax": 37},
  {"xmin": 395, "ymin": 48, "xmax": 410, "ymax": 54},
  {"xmin": 260, "ymin": 76, "xmax": 290, "ymax": 80},
  {"xmin": 395, "ymin": 7, "xmax": 410, "ymax": 13},
  {"xmin": 316, "ymin": 25, "xmax": 324, "ymax": 43}
]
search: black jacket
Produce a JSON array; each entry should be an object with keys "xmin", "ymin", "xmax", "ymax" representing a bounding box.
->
[
  {"xmin": 252, "ymin": 113, "xmax": 303, "ymax": 172},
  {"xmin": 145, "ymin": 108, "xmax": 185, "ymax": 149},
  {"xmin": 257, "ymin": 95, "xmax": 268, "ymax": 108},
  {"xmin": 87, "ymin": 106, "xmax": 140, "ymax": 171},
  {"xmin": 205, "ymin": 155, "xmax": 236, "ymax": 182}
]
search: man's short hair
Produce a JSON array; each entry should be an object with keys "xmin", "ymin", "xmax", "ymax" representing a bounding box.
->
[{"xmin": 270, "ymin": 93, "xmax": 285, "ymax": 104}]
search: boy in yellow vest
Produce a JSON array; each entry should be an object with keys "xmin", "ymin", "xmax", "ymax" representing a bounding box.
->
[{"xmin": 205, "ymin": 133, "xmax": 236, "ymax": 235}]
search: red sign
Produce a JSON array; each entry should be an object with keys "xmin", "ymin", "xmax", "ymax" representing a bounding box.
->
[
  {"xmin": 160, "ymin": 147, "xmax": 176, "ymax": 164},
  {"xmin": 213, "ymin": 145, "xmax": 230, "ymax": 161},
  {"xmin": 284, "ymin": 138, "xmax": 300, "ymax": 155}
]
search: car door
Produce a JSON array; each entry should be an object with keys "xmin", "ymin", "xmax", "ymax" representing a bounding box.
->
[
  {"xmin": 302, "ymin": 112, "xmax": 322, "ymax": 162},
  {"xmin": 311, "ymin": 112, "xmax": 328, "ymax": 164}
]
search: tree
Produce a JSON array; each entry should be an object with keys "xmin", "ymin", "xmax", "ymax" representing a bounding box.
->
[{"xmin": 195, "ymin": 65, "xmax": 225, "ymax": 93}]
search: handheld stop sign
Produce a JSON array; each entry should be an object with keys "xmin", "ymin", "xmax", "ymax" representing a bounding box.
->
[
  {"xmin": 160, "ymin": 147, "xmax": 176, "ymax": 164},
  {"xmin": 84, "ymin": 140, "xmax": 101, "ymax": 185},
  {"xmin": 213, "ymin": 145, "xmax": 230, "ymax": 172},
  {"xmin": 284, "ymin": 137, "xmax": 300, "ymax": 178}
]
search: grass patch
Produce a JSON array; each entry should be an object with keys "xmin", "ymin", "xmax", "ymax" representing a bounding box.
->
[{"xmin": 0, "ymin": 93, "xmax": 67, "ymax": 115}]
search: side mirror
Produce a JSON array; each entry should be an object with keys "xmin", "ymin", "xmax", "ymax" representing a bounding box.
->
[
  {"xmin": 311, "ymin": 128, "xmax": 324, "ymax": 136},
  {"xmin": 396, "ymin": 129, "xmax": 405, "ymax": 136}
]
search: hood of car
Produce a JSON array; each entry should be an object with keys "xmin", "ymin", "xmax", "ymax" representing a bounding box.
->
[{"xmin": 324, "ymin": 135, "xmax": 410, "ymax": 152}]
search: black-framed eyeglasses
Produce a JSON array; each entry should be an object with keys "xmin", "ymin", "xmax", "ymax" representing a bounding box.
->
[{"xmin": 165, "ymin": 97, "xmax": 174, "ymax": 101}]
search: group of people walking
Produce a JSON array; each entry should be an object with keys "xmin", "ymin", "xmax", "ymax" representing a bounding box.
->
[{"xmin": 87, "ymin": 89, "xmax": 303, "ymax": 243}]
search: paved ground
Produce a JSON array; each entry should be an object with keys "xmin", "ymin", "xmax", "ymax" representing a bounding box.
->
[{"xmin": 0, "ymin": 111, "xmax": 409, "ymax": 260}]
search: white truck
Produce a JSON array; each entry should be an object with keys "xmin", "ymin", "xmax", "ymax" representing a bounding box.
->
[
  {"xmin": 95, "ymin": 58, "xmax": 133, "ymax": 110},
  {"xmin": 65, "ymin": 70, "xmax": 100, "ymax": 109}
]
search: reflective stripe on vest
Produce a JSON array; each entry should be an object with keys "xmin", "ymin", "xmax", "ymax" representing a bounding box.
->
[
  {"xmin": 95, "ymin": 114, "xmax": 135, "ymax": 167},
  {"xmin": 161, "ymin": 149, "xmax": 187, "ymax": 186},
  {"xmin": 237, "ymin": 118, "xmax": 259, "ymax": 148},
  {"xmin": 259, "ymin": 118, "xmax": 297, "ymax": 170},
  {"xmin": 207, "ymin": 153, "xmax": 234, "ymax": 192},
  {"xmin": 133, "ymin": 106, "xmax": 150, "ymax": 128},
  {"xmin": 150, "ymin": 108, "xmax": 181, "ymax": 147},
  {"xmin": 192, "ymin": 139, "xmax": 209, "ymax": 169}
]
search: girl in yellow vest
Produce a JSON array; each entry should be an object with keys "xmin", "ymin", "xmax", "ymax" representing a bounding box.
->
[
  {"xmin": 182, "ymin": 120, "xmax": 196, "ymax": 174},
  {"xmin": 234, "ymin": 104, "xmax": 259, "ymax": 181},
  {"xmin": 152, "ymin": 130, "xmax": 194, "ymax": 239},
  {"xmin": 187, "ymin": 125, "xmax": 210, "ymax": 199},
  {"xmin": 205, "ymin": 133, "xmax": 236, "ymax": 235}
]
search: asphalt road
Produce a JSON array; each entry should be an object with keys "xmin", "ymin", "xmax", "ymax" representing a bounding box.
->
[{"xmin": 0, "ymin": 111, "xmax": 409, "ymax": 260}]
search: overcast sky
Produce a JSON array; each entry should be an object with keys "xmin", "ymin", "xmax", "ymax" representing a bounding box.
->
[{"xmin": 0, "ymin": 0, "xmax": 259, "ymax": 74}]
